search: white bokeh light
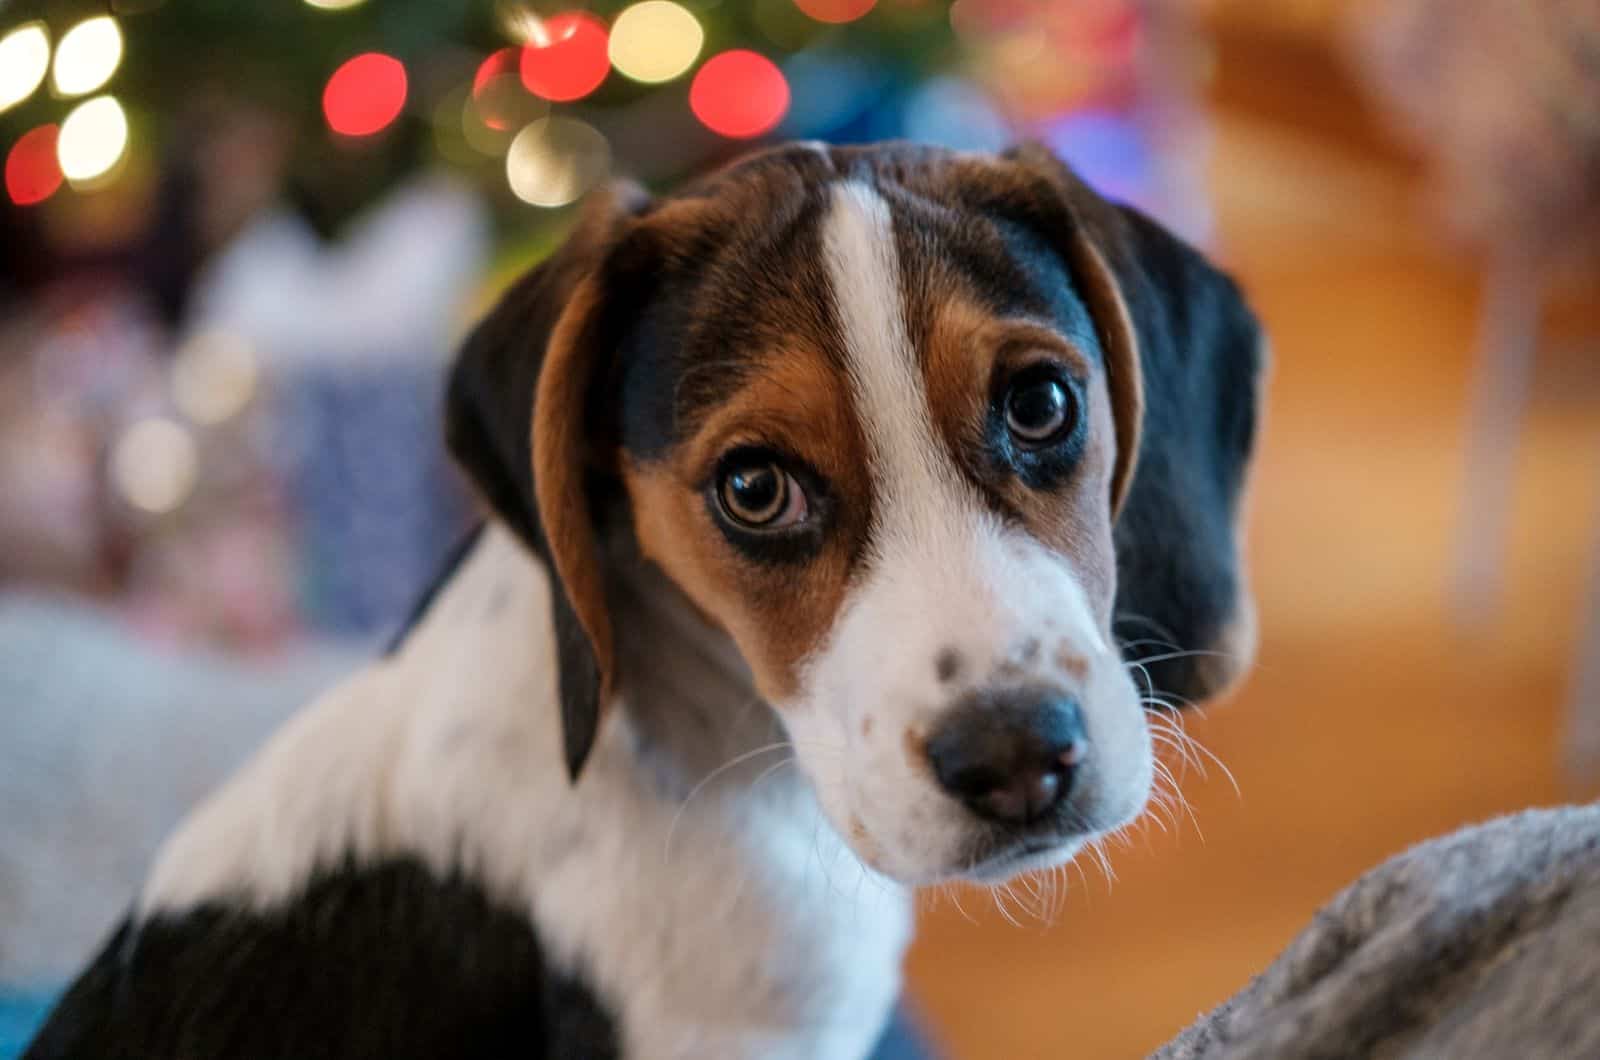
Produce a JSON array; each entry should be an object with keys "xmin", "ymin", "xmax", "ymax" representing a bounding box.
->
[
  {"xmin": 506, "ymin": 116, "xmax": 610, "ymax": 208},
  {"xmin": 57, "ymin": 95, "xmax": 129, "ymax": 185},
  {"xmin": 52, "ymin": 16, "xmax": 123, "ymax": 98},
  {"xmin": 112, "ymin": 418, "xmax": 199, "ymax": 515},
  {"xmin": 171, "ymin": 331, "xmax": 260, "ymax": 426},
  {"xmin": 610, "ymin": 2, "xmax": 704, "ymax": 84},
  {"xmin": 0, "ymin": 22, "xmax": 51, "ymax": 113}
]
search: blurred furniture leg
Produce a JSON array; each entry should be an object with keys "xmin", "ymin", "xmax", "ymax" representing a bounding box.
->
[{"xmin": 1451, "ymin": 249, "xmax": 1541, "ymax": 623}]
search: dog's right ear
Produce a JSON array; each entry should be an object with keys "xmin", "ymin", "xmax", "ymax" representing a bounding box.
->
[
  {"xmin": 445, "ymin": 183, "xmax": 650, "ymax": 782},
  {"xmin": 995, "ymin": 143, "xmax": 1265, "ymax": 706}
]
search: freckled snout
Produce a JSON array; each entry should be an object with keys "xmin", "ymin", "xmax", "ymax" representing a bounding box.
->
[{"xmin": 926, "ymin": 689, "xmax": 1088, "ymax": 826}]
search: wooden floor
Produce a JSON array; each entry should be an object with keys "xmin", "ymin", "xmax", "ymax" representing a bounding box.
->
[{"xmin": 903, "ymin": 102, "xmax": 1600, "ymax": 1058}]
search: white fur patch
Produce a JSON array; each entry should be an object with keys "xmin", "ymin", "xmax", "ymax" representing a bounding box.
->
[
  {"xmin": 140, "ymin": 525, "xmax": 911, "ymax": 1060},
  {"xmin": 774, "ymin": 182, "xmax": 1151, "ymax": 884}
]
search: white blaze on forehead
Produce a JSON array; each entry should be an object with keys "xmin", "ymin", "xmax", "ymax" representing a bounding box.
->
[
  {"xmin": 811, "ymin": 181, "xmax": 1109, "ymax": 672},
  {"xmin": 821, "ymin": 181, "xmax": 970, "ymax": 539}
]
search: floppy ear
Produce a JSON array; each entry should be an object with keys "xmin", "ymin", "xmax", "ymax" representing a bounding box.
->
[
  {"xmin": 1003, "ymin": 143, "xmax": 1265, "ymax": 705},
  {"xmin": 445, "ymin": 183, "xmax": 650, "ymax": 781}
]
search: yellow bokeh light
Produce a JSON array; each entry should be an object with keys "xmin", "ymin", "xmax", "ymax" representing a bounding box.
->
[
  {"xmin": 460, "ymin": 88, "xmax": 512, "ymax": 156},
  {"xmin": 171, "ymin": 331, "xmax": 259, "ymax": 426},
  {"xmin": 304, "ymin": 0, "xmax": 370, "ymax": 10},
  {"xmin": 609, "ymin": 1, "xmax": 703, "ymax": 84},
  {"xmin": 506, "ymin": 116, "xmax": 610, "ymax": 208},
  {"xmin": 112, "ymin": 417, "xmax": 199, "ymax": 515},
  {"xmin": 52, "ymin": 16, "xmax": 123, "ymax": 98},
  {"xmin": 0, "ymin": 22, "xmax": 51, "ymax": 113},
  {"xmin": 57, "ymin": 95, "xmax": 129, "ymax": 184}
]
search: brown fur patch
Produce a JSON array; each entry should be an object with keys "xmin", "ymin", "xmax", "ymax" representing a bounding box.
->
[
  {"xmin": 1053, "ymin": 646, "xmax": 1089, "ymax": 683},
  {"xmin": 916, "ymin": 279, "xmax": 1121, "ymax": 626},
  {"xmin": 532, "ymin": 267, "xmax": 617, "ymax": 704},
  {"xmin": 1000, "ymin": 369, "xmax": 1120, "ymax": 623},
  {"xmin": 622, "ymin": 344, "xmax": 872, "ymax": 703},
  {"xmin": 902, "ymin": 726, "xmax": 929, "ymax": 775},
  {"xmin": 1070, "ymin": 237, "xmax": 1143, "ymax": 517}
]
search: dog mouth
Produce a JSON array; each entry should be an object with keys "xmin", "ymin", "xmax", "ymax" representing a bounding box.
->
[{"xmin": 958, "ymin": 832, "xmax": 1083, "ymax": 884}]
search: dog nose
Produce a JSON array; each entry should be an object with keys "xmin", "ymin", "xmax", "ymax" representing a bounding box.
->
[{"xmin": 926, "ymin": 690, "xmax": 1087, "ymax": 825}]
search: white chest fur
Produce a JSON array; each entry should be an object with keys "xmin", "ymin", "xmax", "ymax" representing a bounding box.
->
[{"xmin": 140, "ymin": 524, "xmax": 913, "ymax": 1060}]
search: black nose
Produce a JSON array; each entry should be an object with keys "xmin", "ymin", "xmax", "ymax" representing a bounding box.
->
[{"xmin": 926, "ymin": 690, "xmax": 1088, "ymax": 825}]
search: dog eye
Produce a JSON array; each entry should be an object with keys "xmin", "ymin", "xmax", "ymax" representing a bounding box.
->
[
  {"xmin": 1004, "ymin": 372, "xmax": 1076, "ymax": 446},
  {"xmin": 717, "ymin": 458, "xmax": 808, "ymax": 530}
]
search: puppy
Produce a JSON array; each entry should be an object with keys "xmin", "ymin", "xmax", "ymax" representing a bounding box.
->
[{"xmin": 25, "ymin": 141, "xmax": 1262, "ymax": 1060}]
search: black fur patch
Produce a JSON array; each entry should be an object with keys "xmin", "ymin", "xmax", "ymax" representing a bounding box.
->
[
  {"xmin": 1102, "ymin": 204, "xmax": 1260, "ymax": 699},
  {"xmin": 24, "ymin": 859, "xmax": 620, "ymax": 1060},
  {"xmin": 616, "ymin": 187, "xmax": 842, "ymax": 464}
]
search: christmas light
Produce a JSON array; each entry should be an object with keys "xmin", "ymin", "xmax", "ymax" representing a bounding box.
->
[
  {"xmin": 57, "ymin": 95, "xmax": 128, "ymax": 185},
  {"xmin": 610, "ymin": 2, "xmax": 703, "ymax": 84},
  {"xmin": 690, "ymin": 51, "xmax": 789, "ymax": 139},
  {"xmin": 519, "ymin": 12, "xmax": 609, "ymax": 102},
  {"xmin": 461, "ymin": 88, "xmax": 517, "ymax": 155},
  {"xmin": 112, "ymin": 417, "xmax": 199, "ymax": 515},
  {"xmin": 474, "ymin": 48, "xmax": 520, "ymax": 100},
  {"xmin": 5, "ymin": 125, "xmax": 62, "ymax": 206},
  {"xmin": 0, "ymin": 22, "xmax": 50, "ymax": 114},
  {"xmin": 474, "ymin": 48, "xmax": 541, "ymax": 132},
  {"xmin": 323, "ymin": 53, "xmax": 407, "ymax": 137},
  {"xmin": 506, "ymin": 116, "xmax": 609, "ymax": 207},
  {"xmin": 51, "ymin": 16, "xmax": 123, "ymax": 98},
  {"xmin": 172, "ymin": 331, "xmax": 259, "ymax": 426},
  {"xmin": 794, "ymin": 0, "xmax": 877, "ymax": 25}
]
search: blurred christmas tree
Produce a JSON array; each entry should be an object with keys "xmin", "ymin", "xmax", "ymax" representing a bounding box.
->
[{"xmin": 3, "ymin": 0, "xmax": 1207, "ymax": 240}]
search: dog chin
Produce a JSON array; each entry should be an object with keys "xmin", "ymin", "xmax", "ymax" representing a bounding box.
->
[{"xmin": 958, "ymin": 837, "xmax": 1086, "ymax": 886}]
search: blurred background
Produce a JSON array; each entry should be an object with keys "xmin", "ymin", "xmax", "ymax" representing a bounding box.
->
[{"xmin": 2, "ymin": 0, "xmax": 1599, "ymax": 1056}]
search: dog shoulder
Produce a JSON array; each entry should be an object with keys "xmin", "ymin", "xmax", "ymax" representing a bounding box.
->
[{"xmin": 140, "ymin": 522, "xmax": 564, "ymax": 915}]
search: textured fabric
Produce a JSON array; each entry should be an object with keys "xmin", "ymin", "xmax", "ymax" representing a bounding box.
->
[
  {"xmin": 1153, "ymin": 803, "xmax": 1600, "ymax": 1060},
  {"xmin": 0, "ymin": 594, "xmax": 360, "ymax": 986}
]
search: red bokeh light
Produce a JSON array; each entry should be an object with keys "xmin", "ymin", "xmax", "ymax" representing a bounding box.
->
[
  {"xmin": 323, "ymin": 53, "xmax": 408, "ymax": 138},
  {"xmin": 690, "ymin": 51, "xmax": 790, "ymax": 139},
  {"xmin": 474, "ymin": 47, "xmax": 521, "ymax": 97},
  {"xmin": 795, "ymin": 0, "xmax": 877, "ymax": 23},
  {"xmin": 519, "ymin": 12, "xmax": 609, "ymax": 103},
  {"xmin": 5, "ymin": 125, "xmax": 63, "ymax": 207},
  {"xmin": 473, "ymin": 47, "xmax": 526, "ymax": 130}
]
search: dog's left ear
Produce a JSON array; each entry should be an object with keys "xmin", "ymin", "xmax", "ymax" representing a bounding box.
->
[
  {"xmin": 446, "ymin": 183, "xmax": 652, "ymax": 781},
  {"xmin": 999, "ymin": 143, "xmax": 1265, "ymax": 705}
]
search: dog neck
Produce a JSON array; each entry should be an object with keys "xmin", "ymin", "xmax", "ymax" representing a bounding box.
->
[
  {"xmin": 544, "ymin": 525, "xmax": 918, "ymax": 1058},
  {"xmin": 604, "ymin": 530, "xmax": 792, "ymax": 795}
]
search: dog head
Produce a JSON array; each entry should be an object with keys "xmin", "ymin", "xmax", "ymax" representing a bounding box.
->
[{"xmin": 447, "ymin": 141, "xmax": 1263, "ymax": 885}]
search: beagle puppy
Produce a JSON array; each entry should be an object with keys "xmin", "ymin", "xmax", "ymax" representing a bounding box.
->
[{"xmin": 25, "ymin": 141, "xmax": 1262, "ymax": 1060}]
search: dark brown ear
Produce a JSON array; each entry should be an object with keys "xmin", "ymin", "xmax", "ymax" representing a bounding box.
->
[
  {"xmin": 1000, "ymin": 143, "xmax": 1265, "ymax": 706},
  {"xmin": 445, "ymin": 183, "xmax": 650, "ymax": 781}
]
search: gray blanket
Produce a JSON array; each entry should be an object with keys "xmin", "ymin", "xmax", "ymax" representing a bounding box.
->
[
  {"xmin": 0, "ymin": 594, "xmax": 360, "ymax": 986},
  {"xmin": 1154, "ymin": 804, "xmax": 1600, "ymax": 1060}
]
